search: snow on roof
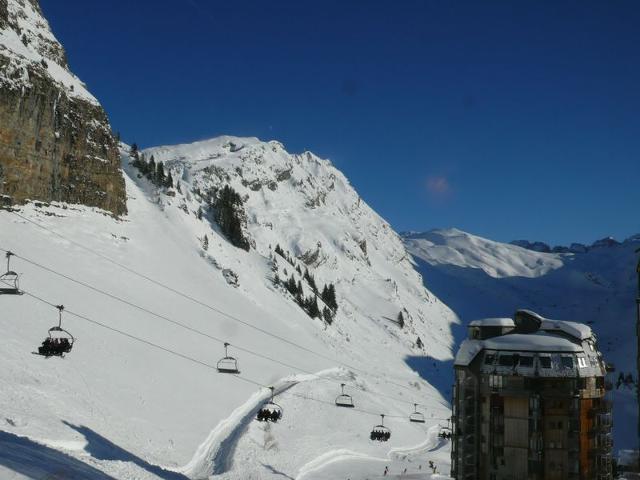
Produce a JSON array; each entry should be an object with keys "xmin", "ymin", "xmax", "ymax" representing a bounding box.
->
[
  {"xmin": 455, "ymin": 332, "xmax": 584, "ymax": 366},
  {"xmin": 456, "ymin": 312, "xmax": 594, "ymax": 366},
  {"xmin": 469, "ymin": 318, "xmax": 514, "ymax": 327},
  {"xmin": 482, "ymin": 332, "xmax": 582, "ymax": 353},
  {"xmin": 540, "ymin": 319, "xmax": 592, "ymax": 341}
]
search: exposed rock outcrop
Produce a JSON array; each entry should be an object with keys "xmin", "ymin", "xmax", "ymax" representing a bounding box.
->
[{"xmin": 0, "ymin": 0, "xmax": 126, "ymax": 215}]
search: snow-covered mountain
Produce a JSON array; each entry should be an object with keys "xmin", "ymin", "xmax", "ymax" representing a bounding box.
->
[
  {"xmin": 403, "ymin": 228, "xmax": 640, "ymax": 452},
  {"xmin": 0, "ymin": 138, "xmax": 457, "ymax": 479}
]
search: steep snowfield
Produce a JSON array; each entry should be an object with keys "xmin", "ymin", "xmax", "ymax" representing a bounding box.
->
[
  {"xmin": 404, "ymin": 228, "xmax": 640, "ymax": 452},
  {"xmin": 0, "ymin": 0, "xmax": 98, "ymax": 103},
  {"xmin": 0, "ymin": 139, "xmax": 456, "ymax": 479}
]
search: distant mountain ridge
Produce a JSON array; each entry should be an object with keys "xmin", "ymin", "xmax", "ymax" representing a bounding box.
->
[{"xmin": 510, "ymin": 234, "xmax": 640, "ymax": 254}]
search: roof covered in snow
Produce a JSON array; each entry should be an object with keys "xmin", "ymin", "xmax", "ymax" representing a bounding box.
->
[
  {"xmin": 469, "ymin": 318, "xmax": 515, "ymax": 327},
  {"xmin": 455, "ymin": 312, "xmax": 597, "ymax": 367}
]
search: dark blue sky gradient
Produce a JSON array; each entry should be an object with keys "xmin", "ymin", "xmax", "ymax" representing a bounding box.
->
[{"xmin": 39, "ymin": 1, "xmax": 640, "ymax": 245}]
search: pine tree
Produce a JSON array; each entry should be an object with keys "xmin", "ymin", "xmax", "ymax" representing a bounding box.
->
[
  {"xmin": 147, "ymin": 156, "xmax": 156, "ymax": 180},
  {"xmin": 323, "ymin": 283, "xmax": 338, "ymax": 311},
  {"xmin": 397, "ymin": 311, "xmax": 405, "ymax": 329},
  {"xmin": 212, "ymin": 185, "xmax": 250, "ymax": 251},
  {"xmin": 197, "ymin": 207, "xmax": 204, "ymax": 220},
  {"xmin": 323, "ymin": 306, "xmax": 333, "ymax": 325},
  {"xmin": 165, "ymin": 171, "xmax": 173, "ymax": 188},
  {"xmin": 202, "ymin": 234, "xmax": 209, "ymax": 251},
  {"xmin": 304, "ymin": 269, "xmax": 317, "ymax": 293},
  {"xmin": 156, "ymin": 161, "xmax": 166, "ymax": 185},
  {"xmin": 307, "ymin": 296, "xmax": 320, "ymax": 318},
  {"xmin": 274, "ymin": 272, "xmax": 280, "ymax": 285},
  {"xmin": 416, "ymin": 337, "xmax": 424, "ymax": 349}
]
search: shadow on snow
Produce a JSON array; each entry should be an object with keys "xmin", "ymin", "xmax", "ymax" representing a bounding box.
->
[
  {"xmin": 0, "ymin": 429, "xmax": 117, "ymax": 480},
  {"xmin": 63, "ymin": 422, "xmax": 189, "ymax": 480}
]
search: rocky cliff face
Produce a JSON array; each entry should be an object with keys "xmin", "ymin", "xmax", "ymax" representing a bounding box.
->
[{"xmin": 0, "ymin": 0, "xmax": 126, "ymax": 215}]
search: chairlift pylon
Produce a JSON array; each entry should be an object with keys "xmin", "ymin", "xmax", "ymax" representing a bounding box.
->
[
  {"xmin": 217, "ymin": 342, "xmax": 240, "ymax": 374},
  {"xmin": 335, "ymin": 383, "xmax": 355, "ymax": 408},
  {"xmin": 409, "ymin": 403, "xmax": 425, "ymax": 423},
  {"xmin": 0, "ymin": 251, "xmax": 23, "ymax": 295},
  {"xmin": 35, "ymin": 305, "xmax": 74, "ymax": 358},
  {"xmin": 370, "ymin": 414, "xmax": 391, "ymax": 442},
  {"xmin": 256, "ymin": 386, "xmax": 283, "ymax": 423}
]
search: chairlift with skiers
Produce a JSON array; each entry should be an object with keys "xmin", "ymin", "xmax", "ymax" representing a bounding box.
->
[
  {"xmin": 35, "ymin": 305, "xmax": 74, "ymax": 357},
  {"xmin": 370, "ymin": 414, "xmax": 391, "ymax": 442},
  {"xmin": 256, "ymin": 386, "xmax": 283, "ymax": 423}
]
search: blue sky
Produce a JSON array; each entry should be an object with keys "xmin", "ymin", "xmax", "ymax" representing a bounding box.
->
[{"xmin": 40, "ymin": 0, "xmax": 640, "ymax": 245}]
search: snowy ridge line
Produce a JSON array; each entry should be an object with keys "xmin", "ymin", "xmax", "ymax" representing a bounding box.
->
[
  {"xmin": 0, "ymin": 245, "xmax": 450, "ymax": 412},
  {"xmin": 7, "ymin": 280, "xmax": 449, "ymax": 423},
  {"xmin": 8, "ymin": 209, "xmax": 435, "ymax": 398}
]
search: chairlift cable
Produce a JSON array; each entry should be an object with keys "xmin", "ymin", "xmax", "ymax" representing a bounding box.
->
[
  {"xmin": 11, "ymin": 283, "xmax": 450, "ymax": 423},
  {"xmin": 0, "ymin": 243, "xmax": 450, "ymax": 411},
  {"xmin": 7, "ymin": 211, "xmax": 429, "ymax": 398}
]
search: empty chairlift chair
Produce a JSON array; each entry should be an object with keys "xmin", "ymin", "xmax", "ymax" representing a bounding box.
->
[
  {"xmin": 217, "ymin": 342, "xmax": 240, "ymax": 374},
  {"xmin": 256, "ymin": 387, "xmax": 283, "ymax": 423},
  {"xmin": 370, "ymin": 414, "xmax": 391, "ymax": 442},
  {"xmin": 335, "ymin": 383, "xmax": 355, "ymax": 408},
  {"xmin": 409, "ymin": 403, "xmax": 425, "ymax": 423},
  {"xmin": 0, "ymin": 251, "xmax": 23, "ymax": 295},
  {"xmin": 36, "ymin": 305, "xmax": 74, "ymax": 358}
]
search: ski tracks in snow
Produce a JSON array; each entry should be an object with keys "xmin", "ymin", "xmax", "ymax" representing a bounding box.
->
[
  {"xmin": 180, "ymin": 378, "xmax": 301, "ymax": 479},
  {"xmin": 295, "ymin": 425, "xmax": 449, "ymax": 480}
]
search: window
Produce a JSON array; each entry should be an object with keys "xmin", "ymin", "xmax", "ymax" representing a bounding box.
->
[
  {"xmin": 561, "ymin": 356, "xmax": 574, "ymax": 369},
  {"xmin": 518, "ymin": 356, "xmax": 533, "ymax": 367},
  {"xmin": 577, "ymin": 357, "xmax": 587, "ymax": 368},
  {"xmin": 484, "ymin": 353, "xmax": 496, "ymax": 365},
  {"xmin": 489, "ymin": 375, "xmax": 503, "ymax": 389},
  {"xmin": 539, "ymin": 356, "xmax": 551, "ymax": 368},
  {"xmin": 498, "ymin": 355, "xmax": 514, "ymax": 367}
]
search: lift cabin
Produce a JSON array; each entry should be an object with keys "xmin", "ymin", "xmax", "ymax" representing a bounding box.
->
[
  {"xmin": 36, "ymin": 305, "xmax": 74, "ymax": 358},
  {"xmin": 370, "ymin": 414, "xmax": 391, "ymax": 442},
  {"xmin": 256, "ymin": 387, "xmax": 283, "ymax": 423},
  {"xmin": 409, "ymin": 403, "xmax": 425, "ymax": 423},
  {"xmin": 0, "ymin": 251, "xmax": 23, "ymax": 295},
  {"xmin": 217, "ymin": 342, "xmax": 240, "ymax": 374},
  {"xmin": 335, "ymin": 383, "xmax": 355, "ymax": 408}
]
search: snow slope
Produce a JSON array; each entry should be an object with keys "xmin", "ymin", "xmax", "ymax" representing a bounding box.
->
[
  {"xmin": 404, "ymin": 228, "xmax": 640, "ymax": 452},
  {"xmin": 0, "ymin": 140, "xmax": 457, "ymax": 479},
  {"xmin": 0, "ymin": 0, "xmax": 98, "ymax": 104}
]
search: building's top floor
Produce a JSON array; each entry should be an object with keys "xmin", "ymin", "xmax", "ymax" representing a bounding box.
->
[{"xmin": 455, "ymin": 310, "xmax": 606, "ymax": 378}]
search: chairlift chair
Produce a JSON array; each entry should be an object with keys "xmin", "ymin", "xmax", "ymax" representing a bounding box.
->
[
  {"xmin": 217, "ymin": 342, "xmax": 240, "ymax": 374},
  {"xmin": 409, "ymin": 403, "xmax": 425, "ymax": 423},
  {"xmin": 335, "ymin": 383, "xmax": 355, "ymax": 408},
  {"xmin": 370, "ymin": 414, "xmax": 391, "ymax": 442},
  {"xmin": 36, "ymin": 305, "xmax": 74, "ymax": 357},
  {"xmin": 256, "ymin": 387, "xmax": 283, "ymax": 423},
  {"xmin": 0, "ymin": 251, "xmax": 23, "ymax": 295}
]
